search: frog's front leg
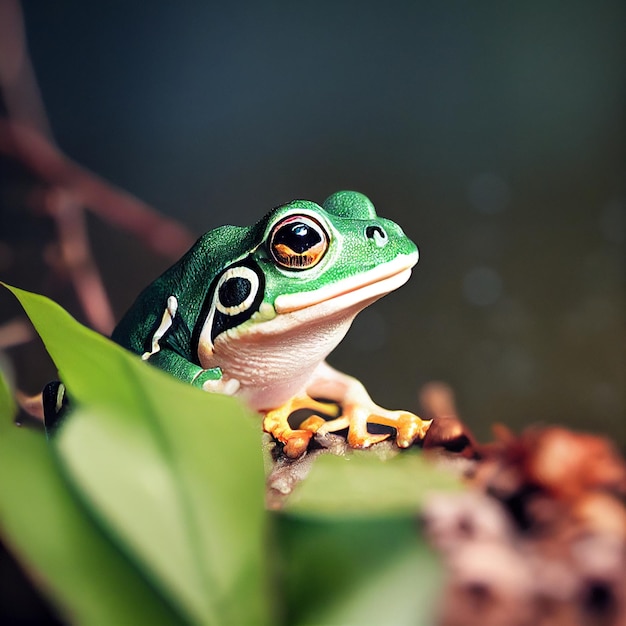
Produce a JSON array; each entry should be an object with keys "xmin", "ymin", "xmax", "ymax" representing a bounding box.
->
[
  {"xmin": 309, "ymin": 362, "xmax": 432, "ymax": 449},
  {"xmin": 144, "ymin": 348, "xmax": 229, "ymax": 391}
]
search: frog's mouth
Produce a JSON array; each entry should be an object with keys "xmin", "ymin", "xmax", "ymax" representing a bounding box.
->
[{"xmin": 273, "ymin": 251, "xmax": 418, "ymax": 315}]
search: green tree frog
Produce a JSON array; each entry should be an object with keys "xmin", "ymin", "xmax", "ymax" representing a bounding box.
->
[{"xmin": 111, "ymin": 191, "xmax": 431, "ymax": 457}]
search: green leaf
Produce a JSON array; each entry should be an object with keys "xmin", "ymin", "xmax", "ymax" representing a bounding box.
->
[
  {"xmin": 278, "ymin": 451, "xmax": 458, "ymax": 625},
  {"xmin": 0, "ymin": 365, "xmax": 16, "ymax": 425},
  {"xmin": 4, "ymin": 284, "xmax": 271, "ymax": 626},
  {"xmin": 276, "ymin": 514, "xmax": 442, "ymax": 626},
  {"xmin": 0, "ymin": 371, "xmax": 183, "ymax": 625},
  {"xmin": 285, "ymin": 450, "xmax": 462, "ymax": 518}
]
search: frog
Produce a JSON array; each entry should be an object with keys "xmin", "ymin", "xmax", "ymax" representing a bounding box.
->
[{"xmin": 105, "ymin": 190, "xmax": 431, "ymax": 457}]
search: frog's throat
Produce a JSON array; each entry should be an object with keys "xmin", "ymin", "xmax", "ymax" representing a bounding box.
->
[{"xmin": 273, "ymin": 251, "xmax": 418, "ymax": 314}]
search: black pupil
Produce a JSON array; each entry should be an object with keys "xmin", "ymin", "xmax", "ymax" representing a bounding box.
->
[
  {"xmin": 219, "ymin": 277, "xmax": 251, "ymax": 307},
  {"xmin": 275, "ymin": 222, "xmax": 321, "ymax": 254}
]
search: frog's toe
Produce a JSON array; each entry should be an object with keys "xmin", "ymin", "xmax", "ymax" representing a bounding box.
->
[
  {"xmin": 394, "ymin": 412, "xmax": 433, "ymax": 448},
  {"xmin": 365, "ymin": 410, "xmax": 431, "ymax": 448},
  {"xmin": 299, "ymin": 415, "xmax": 327, "ymax": 432},
  {"xmin": 316, "ymin": 415, "xmax": 350, "ymax": 435},
  {"xmin": 347, "ymin": 430, "xmax": 390, "ymax": 449},
  {"xmin": 283, "ymin": 430, "xmax": 314, "ymax": 458},
  {"xmin": 276, "ymin": 417, "xmax": 327, "ymax": 458}
]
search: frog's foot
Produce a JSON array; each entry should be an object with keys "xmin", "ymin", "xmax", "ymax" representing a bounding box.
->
[
  {"xmin": 318, "ymin": 406, "xmax": 432, "ymax": 449},
  {"xmin": 316, "ymin": 406, "xmax": 388, "ymax": 448},
  {"xmin": 263, "ymin": 395, "xmax": 339, "ymax": 458}
]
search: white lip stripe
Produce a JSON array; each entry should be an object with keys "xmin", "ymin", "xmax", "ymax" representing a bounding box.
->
[
  {"xmin": 215, "ymin": 266, "xmax": 259, "ymax": 315},
  {"xmin": 274, "ymin": 251, "xmax": 418, "ymax": 314}
]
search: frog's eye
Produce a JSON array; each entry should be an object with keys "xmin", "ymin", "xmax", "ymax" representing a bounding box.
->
[{"xmin": 269, "ymin": 215, "xmax": 329, "ymax": 270}]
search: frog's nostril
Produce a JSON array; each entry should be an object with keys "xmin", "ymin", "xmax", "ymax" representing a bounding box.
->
[{"xmin": 366, "ymin": 225, "xmax": 388, "ymax": 248}]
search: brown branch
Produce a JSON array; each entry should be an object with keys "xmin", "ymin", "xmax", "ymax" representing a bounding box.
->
[
  {"xmin": 0, "ymin": 1, "xmax": 195, "ymax": 343},
  {"xmin": 0, "ymin": 120, "xmax": 196, "ymax": 259},
  {"xmin": 48, "ymin": 190, "xmax": 116, "ymax": 335},
  {"xmin": 0, "ymin": 0, "xmax": 52, "ymax": 136},
  {"xmin": 419, "ymin": 381, "xmax": 458, "ymax": 419},
  {"xmin": 0, "ymin": 0, "xmax": 195, "ymax": 340},
  {"xmin": 15, "ymin": 390, "xmax": 44, "ymax": 421},
  {"xmin": 0, "ymin": 317, "xmax": 34, "ymax": 349},
  {"xmin": 0, "ymin": 3, "xmax": 194, "ymax": 260}
]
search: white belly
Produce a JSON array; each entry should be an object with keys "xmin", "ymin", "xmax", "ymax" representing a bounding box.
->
[{"xmin": 202, "ymin": 309, "xmax": 359, "ymax": 410}]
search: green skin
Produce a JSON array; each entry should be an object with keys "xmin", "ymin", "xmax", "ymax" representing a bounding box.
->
[{"xmin": 112, "ymin": 191, "xmax": 418, "ymax": 403}]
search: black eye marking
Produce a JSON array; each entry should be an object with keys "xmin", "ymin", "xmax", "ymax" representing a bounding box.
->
[
  {"xmin": 218, "ymin": 276, "xmax": 252, "ymax": 309},
  {"xmin": 214, "ymin": 265, "xmax": 259, "ymax": 316},
  {"xmin": 192, "ymin": 260, "xmax": 266, "ymax": 359},
  {"xmin": 269, "ymin": 215, "xmax": 329, "ymax": 270},
  {"xmin": 207, "ymin": 262, "xmax": 267, "ymax": 351}
]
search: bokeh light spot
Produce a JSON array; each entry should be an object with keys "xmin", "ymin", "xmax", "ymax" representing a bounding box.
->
[
  {"xmin": 463, "ymin": 266, "xmax": 503, "ymax": 307},
  {"xmin": 467, "ymin": 172, "xmax": 511, "ymax": 214}
]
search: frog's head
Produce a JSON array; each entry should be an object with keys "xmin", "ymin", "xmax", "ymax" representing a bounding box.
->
[
  {"xmin": 196, "ymin": 191, "xmax": 418, "ymax": 361},
  {"xmin": 259, "ymin": 191, "xmax": 418, "ymax": 314}
]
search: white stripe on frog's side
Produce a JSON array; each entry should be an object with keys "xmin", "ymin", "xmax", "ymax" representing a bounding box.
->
[
  {"xmin": 142, "ymin": 295, "xmax": 178, "ymax": 360},
  {"xmin": 55, "ymin": 382, "xmax": 66, "ymax": 413}
]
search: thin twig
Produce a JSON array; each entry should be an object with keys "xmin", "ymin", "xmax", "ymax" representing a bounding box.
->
[
  {"xmin": 0, "ymin": 120, "xmax": 196, "ymax": 259},
  {"xmin": 0, "ymin": 0, "xmax": 52, "ymax": 136},
  {"xmin": 0, "ymin": 317, "xmax": 34, "ymax": 349},
  {"xmin": 48, "ymin": 190, "xmax": 116, "ymax": 334},
  {"xmin": 15, "ymin": 389, "xmax": 44, "ymax": 421},
  {"xmin": 0, "ymin": 1, "xmax": 195, "ymax": 340}
]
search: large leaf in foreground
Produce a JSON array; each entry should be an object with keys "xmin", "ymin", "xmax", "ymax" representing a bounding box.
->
[
  {"xmin": 5, "ymin": 285, "xmax": 270, "ymax": 626},
  {"xmin": 279, "ymin": 452, "xmax": 458, "ymax": 625},
  {"xmin": 0, "ymin": 372, "xmax": 182, "ymax": 625},
  {"xmin": 277, "ymin": 514, "xmax": 442, "ymax": 626}
]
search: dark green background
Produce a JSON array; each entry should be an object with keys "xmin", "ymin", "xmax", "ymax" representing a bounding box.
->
[{"xmin": 2, "ymin": 0, "xmax": 623, "ymax": 444}]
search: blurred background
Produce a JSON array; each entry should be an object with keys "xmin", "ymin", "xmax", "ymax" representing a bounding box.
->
[{"xmin": 0, "ymin": 0, "xmax": 623, "ymax": 621}]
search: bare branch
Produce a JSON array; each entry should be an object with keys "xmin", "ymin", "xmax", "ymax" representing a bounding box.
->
[
  {"xmin": 48, "ymin": 190, "xmax": 116, "ymax": 335},
  {"xmin": 0, "ymin": 0, "xmax": 52, "ymax": 135},
  {"xmin": 0, "ymin": 120, "xmax": 196, "ymax": 259},
  {"xmin": 0, "ymin": 317, "xmax": 34, "ymax": 349},
  {"xmin": 15, "ymin": 389, "xmax": 44, "ymax": 421},
  {"xmin": 0, "ymin": 0, "xmax": 196, "ymax": 346}
]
